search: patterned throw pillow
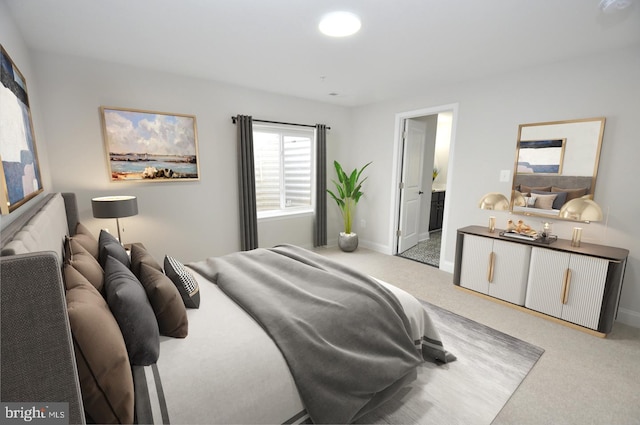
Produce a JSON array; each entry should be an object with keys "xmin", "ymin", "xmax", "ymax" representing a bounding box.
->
[{"xmin": 164, "ymin": 255, "xmax": 200, "ymax": 308}]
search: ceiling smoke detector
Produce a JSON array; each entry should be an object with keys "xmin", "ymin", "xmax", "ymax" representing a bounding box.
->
[{"xmin": 599, "ymin": 0, "xmax": 633, "ymax": 13}]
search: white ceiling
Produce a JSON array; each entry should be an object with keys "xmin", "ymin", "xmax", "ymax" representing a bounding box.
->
[{"xmin": 5, "ymin": 0, "xmax": 640, "ymax": 106}]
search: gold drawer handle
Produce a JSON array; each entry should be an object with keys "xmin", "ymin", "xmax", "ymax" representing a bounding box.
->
[
  {"xmin": 487, "ymin": 252, "xmax": 495, "ymax": 283},
  {"xmin": 561, "ymin": 269, "xmax": 572, "ymax": 304}
]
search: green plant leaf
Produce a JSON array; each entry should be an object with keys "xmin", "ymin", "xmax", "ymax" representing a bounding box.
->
[
  {"xmin": 334, "ymin": 161, "xmax": 346, "ymax": 184},
  {"xmin": 327, "ymin": 160, "xmax": 372, "ymax": 233},
  {"xmin": 355, "ymin": 161, "xmax": 372, "ymax": 183}
]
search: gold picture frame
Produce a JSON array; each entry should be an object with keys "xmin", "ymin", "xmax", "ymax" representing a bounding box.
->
[
  {"xmin": 100, "ymin": 106, "xmax": 200, "ymax": 182},
  {"xmin": 0, "ymin": 44, "xmax": 44, "ymax": 214}
]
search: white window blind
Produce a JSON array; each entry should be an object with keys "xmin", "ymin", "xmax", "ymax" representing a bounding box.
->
[{"xmin": 253, "ymin": 124, "xmax": 314, "ymax": 217}]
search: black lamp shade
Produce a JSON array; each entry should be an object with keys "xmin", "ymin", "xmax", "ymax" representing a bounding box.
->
[{"xmin": 92, "ymin": 196, "xmax": 138, "ymax": 218}]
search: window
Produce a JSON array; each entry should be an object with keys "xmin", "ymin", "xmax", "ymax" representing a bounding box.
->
[{"xmin": 253, "ymin": 124, "xmax": 314, "ymax": 218}]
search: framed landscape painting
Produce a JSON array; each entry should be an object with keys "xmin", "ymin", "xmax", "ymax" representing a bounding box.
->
[
  {"xmin": 100, "ymin": 106, "xmax": 200, "ymax": 182},
  {"xmin": 0, "ymin": 44, "xmax": 44, "ymax": 214}
]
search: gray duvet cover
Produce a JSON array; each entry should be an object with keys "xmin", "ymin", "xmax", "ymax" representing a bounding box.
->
[{"xmin": 189, "ymin": 245, "xmax": 448, "ymax": 424}]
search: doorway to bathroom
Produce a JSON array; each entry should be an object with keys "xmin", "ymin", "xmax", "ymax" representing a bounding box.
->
[{"xmin": 393, "ymin": 106, "xmax": 454, "ymax": 268}]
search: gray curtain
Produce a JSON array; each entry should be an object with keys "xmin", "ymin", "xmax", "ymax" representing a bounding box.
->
[
  {"xmin": 314, "ymin": 124, "xmax": 327, "ymax": 246},
  {"xmin": 236, "ymin": 115, "xmax": 258, "ymax": 250}
]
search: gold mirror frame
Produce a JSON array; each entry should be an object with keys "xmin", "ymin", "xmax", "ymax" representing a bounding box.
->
[{"xmin": 510, "ymin": 117, "xmax": 605, "ymax": 221}]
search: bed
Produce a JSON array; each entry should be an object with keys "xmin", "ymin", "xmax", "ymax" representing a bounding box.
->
[
  {"xmin": 513, "ymin": 174, "xmax": 593, "ymax": 216},
  {"xmin": 0, "ymin": 192, "xmax": 453, "ymax": 424}
]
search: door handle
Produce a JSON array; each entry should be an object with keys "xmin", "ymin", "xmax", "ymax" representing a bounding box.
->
[{"xmin": 418, "ymin": 191, "xmax": 424, "ymax": 195}]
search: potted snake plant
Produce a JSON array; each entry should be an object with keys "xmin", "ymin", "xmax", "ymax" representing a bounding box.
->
[{"xmin": 327, "ymin": 160, "xmax": 371, "ymax": 252}]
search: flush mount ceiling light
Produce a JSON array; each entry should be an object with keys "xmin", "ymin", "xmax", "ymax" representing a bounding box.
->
[
  {"xmin": 599, "ymin": 0, "xmax": 633, "ymax": 13},
  {"xmin": 319, "ymin": 11, "xmax": 361, "ymax": 37}
]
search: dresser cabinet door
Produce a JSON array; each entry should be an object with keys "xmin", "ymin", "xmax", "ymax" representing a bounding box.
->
[
  {"xmin": 460, "ymin": 235, "xmax": 531, "ymax": 305},
  {"xmin": 460, "ymin": 235, "xmax": 493, "ymax": 295},
  {"xmin": 525, "ymin": 248, "xmax": 569, "ymax": 318},
  {"xmin": 526, "ymin": 247, "xmax": 609, "ymax": 330},
  {"xmin": 488, "ymin": 240, "xmax": 531, "ymax": 305},
  {"xmin": 562, "ymin": 254, "xmax": 609, "ymax": 330}
]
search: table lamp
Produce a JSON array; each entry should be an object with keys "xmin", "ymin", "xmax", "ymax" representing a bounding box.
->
[
  {"xmin": 91, "ymin": 195, "xmax": 138, "ymax": 243},
  {"xmin": 558, "ymin": 196, "xmax": 603, "ymax": 223},
  {"xmin": 558, "ymin": 196, "xmax": 603, "ymax": 247},
  {"xmin": 478, "ymin": 192, "xmax": 509, "ymax": 232}
]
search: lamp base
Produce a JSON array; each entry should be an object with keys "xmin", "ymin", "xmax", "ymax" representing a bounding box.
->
[
  {"xmin": 115, "ymin": 217, "xmax": 123, "ymax": 245},
  {"xmin": 571, "ymin": 227, "xmax": 583, "ymax": 247},
  {"xmin": 488, "ymin": 216, "xmax": 496, "ymax": 233}
]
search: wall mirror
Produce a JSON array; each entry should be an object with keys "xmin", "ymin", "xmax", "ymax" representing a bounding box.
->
[{"xmin": 510, "ymin": 117, "xmax": 605, "ymax": 220}]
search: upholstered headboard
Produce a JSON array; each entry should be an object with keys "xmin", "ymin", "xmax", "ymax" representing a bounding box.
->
[
  {"xmin": 1, "ymin": 193, "xmax": 79, "ymax": 257},
  {"xmin": 0, "ymin": 193, "xmax": 85, "ymax": 424},
  {"xmin": 513, "ymin": 174, "xmax": 593, "ymax": 193}
]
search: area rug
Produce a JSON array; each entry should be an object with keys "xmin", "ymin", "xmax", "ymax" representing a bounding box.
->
[
  {"xmin": 356, "ymin": 300, "xmax": 544, "ymax": 425},
  {"xmin": 398, "ymin": 230, "xmax": 441, "ymax": 267}
]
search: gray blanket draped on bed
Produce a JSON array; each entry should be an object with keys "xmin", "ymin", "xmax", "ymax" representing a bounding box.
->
[{"xmin": 189, "ymin": 245, "xmax": 437, "ymax": 424}]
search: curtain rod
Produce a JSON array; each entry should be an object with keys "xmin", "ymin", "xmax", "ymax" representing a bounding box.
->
[{"xmin": 231, "ymin": 116, "xmax": 330, "ymax": 130}]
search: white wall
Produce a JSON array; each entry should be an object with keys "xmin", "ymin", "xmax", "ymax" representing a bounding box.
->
[
  {"xmin": 349, "ymin": 45, "xmax": 640, "ymax": 327},
  {"xmin": 29, "ymin": 51, "xmax": 351, "ymax": 263}
]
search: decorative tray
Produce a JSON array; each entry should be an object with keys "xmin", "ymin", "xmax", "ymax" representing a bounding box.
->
[{"xmin": 499, "ymin": 231, "xmax": 557, "ymax": 245}]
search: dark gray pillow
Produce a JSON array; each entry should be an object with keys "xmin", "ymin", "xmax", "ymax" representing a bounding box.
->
[
  {"xmin": 104, "ymin": 256, "xmax": 160, "ymax": 365},
  {"xmin": 99, "ymin": 230, "xmax": 130, "ymax": 269},
  {"xmin": 164, "ymin": 255, "xmax": 200, "ymax": 309}
]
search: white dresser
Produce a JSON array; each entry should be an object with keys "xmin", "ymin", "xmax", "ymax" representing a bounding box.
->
[{"xmin": 454, "ymin": 226, "xmax": 628, "ymax": 336}]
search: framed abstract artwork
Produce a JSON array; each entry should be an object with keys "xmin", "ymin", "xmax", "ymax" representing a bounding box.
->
[
  {"xmin": 0, "ymin": 44, "xmax": 44, "ymax": 214},
  {"xmin": 100, "ymin": 106, "xmax": 200, "ymax": 182},
  {"xmin": 517, "ymin": 139, "xmax": 566, "ymax": 174}
]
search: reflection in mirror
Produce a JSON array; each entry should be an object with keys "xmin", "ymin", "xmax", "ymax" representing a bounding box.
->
[
  {"xmin": 517, "ymin": 139, "xmax": 565, "ymax": 174},
  {"xmin": 510, "ymin": 117, "xmax": 605, "ymax": 221}
]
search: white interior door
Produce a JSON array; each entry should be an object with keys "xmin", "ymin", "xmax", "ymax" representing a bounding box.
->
[{"xmin": 398, "ymin": 119, "xmax": 426, "ymax": 252}]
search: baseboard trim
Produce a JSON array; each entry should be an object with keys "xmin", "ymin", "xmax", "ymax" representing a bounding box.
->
[
  {"xmin": 440, "ymin": 260, "xmax": 454, "ymax": 274},
  {"xmin": 324, "ymin": 237, "xmax": 389, "ymax": 255},
  {"xmin": 359, "ymin": 239, "xmax": 389, "ymax": 254},
  {"xmin": 616, "ymin": 307, "xmax": 640, "ymax": 328}
]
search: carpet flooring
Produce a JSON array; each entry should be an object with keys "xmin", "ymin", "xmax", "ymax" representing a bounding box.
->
[
  {"xmin": 356, "ymin": 299, "xmax": 544, "ymax": 425},
  {"xmin": 398, "ymin": 230, "xmax": 441, "ymax": 267},
  {"xmin": 316, "ymin": 246, "xmax": 640, "ymax": 425}
]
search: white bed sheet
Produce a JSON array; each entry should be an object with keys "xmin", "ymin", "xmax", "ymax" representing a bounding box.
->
[{"xmin": 157, "ymin": 268, "xmax": 440, "ymax": 424}]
